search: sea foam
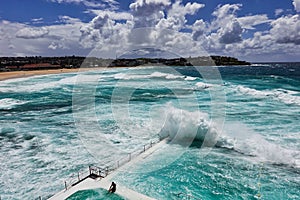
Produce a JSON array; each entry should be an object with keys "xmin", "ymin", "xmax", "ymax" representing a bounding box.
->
[
  {"xmin": 114, "ymin": 71, "xmax": 195, "ymax": 81},
  {"xmin": 0, "ymin": 98, "xmax": 28, "ymax": 110},
  {"xmin": 236, "ymin": 85, "xmax": 300, "ymax": 106},
  {"xmin": 158, "ymin": 106, "xmax": 300, "ymax": 168},
  {"xmin": 220, "ymin": 122, "xmax": 300, "ymax": 168},
  {"xmin": 0, "ymin": 75, "xmax": 78, "ymax": 93},
  {"xmin": 159, "ymin": 105, "xmax": 220, "ymax": 147}
]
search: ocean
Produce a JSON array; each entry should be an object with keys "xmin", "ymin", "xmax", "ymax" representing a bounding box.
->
[{"xmin": 0, "ymin": 64, "xmax": 299, "ymax": 199}]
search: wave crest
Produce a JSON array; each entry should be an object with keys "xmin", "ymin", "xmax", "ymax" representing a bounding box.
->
[
  {"xmin": 159, "ymin": 106, "xmax": 220, "ymax": 147},
  {"xmin": 0, "ymin": 98, "xmax": 28, "ymax": 110},
  {"xmin": 236, "ymin": 85, "xmax": 300, "ymax": 106},
  {"xmin": 158, "ymin": 106, "xmax": 300, "ymax": 168}
]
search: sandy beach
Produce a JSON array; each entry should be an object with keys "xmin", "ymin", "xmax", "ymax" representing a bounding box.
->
[{"xmin": 0, "ymin": 68, "xmax": 107, "ymax": 81}]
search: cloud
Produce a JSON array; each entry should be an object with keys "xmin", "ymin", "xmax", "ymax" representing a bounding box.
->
[
  {"xmin": 16, "ymin": 27, "xmax": 49, "ymax": 39},
  {"xmin": 87, "ymin": 10, "xmax": 133, "ymax": 21},
  {"xmin": 209, "ymin": 4, "xmax": 243, "ymax": 44},
  {"xmin": 0, "ymin": 18, "xmax": 89, "ymax": 56},
  {"xmin": 49, "ymin": 0, "xmax": 118, "ymax": 9},
  {"xmin": 212, "ymin": 4, "xmax": 241, "ymax": 21},
  {"xmin": 82, "ymin": 1, "xmax": 105, "ymax": 8},
  {"xmin": 0, "ymin": 21, "xmax": 47, "ymax": 56},
  {"xmin": 195, "ymin": 4, "xmax": 271, "ymax": 56},
  {"xmin": 270, "ymin": 14, "xmax": 300, "ymax": 45},
  {"xmin": 31, "ymin": 18, "xmax": 44, "ymax": 24},
  {"xmin": 157, "ymin": 1, "xmax": 204, "ymax": 30},
  {"xmin": 79, "ymin": 12, "xmax": 133, "ymax": 51},
  {"xmin": 58, "ymin": 15, "xmax": 82, "ymax": 24},
  {"xmin": 238, "ymin": 14, "xmax": 270, "ymax": 29},
  {"xmin": 275, "ymin": 9, "xmax": 284, "ymax": 16},
  {"xmin": 168, "ymin": 1, "xmax": 204, "ymax": 17},
  {"xmin": 218, "ymin": 20, "xmax": 243, "ymax": 44},
  {"xmin": 192, "ymin": 19, "xmax": 207, "ymax": 40},
  {"xmin": 50, "ymin": 0, "xmax": 82, "ymax": 4},
  {"xmin": 2, "ymin": 1, "xmax": 300, "ymax": 61},
  {"xmin": 293, "ymin": 0, "xmax": 300, "ymax": 12},
  {"xmin": 130, "ymin": 0, "xmax": 171, "ymax": 28},
  {"xmin": 102, "ymin": 0, "xmax": 118, "ymax": 5},
  {"xmin": 8, "ymin": 44, "xmax": 15, "ymax": 49},
  {"xmin": 48, "ymin": 42, "xmax": 59, "ymax": 50}
]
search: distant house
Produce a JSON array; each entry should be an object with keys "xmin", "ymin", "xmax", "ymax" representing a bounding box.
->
[{"xmin": 5, "ymin": 66, "xmax": 19, "ymax": 70}]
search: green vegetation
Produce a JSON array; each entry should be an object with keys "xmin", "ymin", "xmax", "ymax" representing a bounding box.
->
[{"xmin": 0, "ymin": 55, "xmax": 250, "ymax": 72}]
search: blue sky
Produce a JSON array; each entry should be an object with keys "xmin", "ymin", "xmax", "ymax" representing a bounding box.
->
[{"xmin": 0, "ymin": 0, "xmax": 299, "ymax": 62}]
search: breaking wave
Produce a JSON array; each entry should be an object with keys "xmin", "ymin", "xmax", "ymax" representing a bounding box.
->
[
  {"xmin": 0, "ymin": 98, "xmax": 29, "ymax": 110},
  {"xmin": 114, "ymin": 71, "xmax": 196, "ymax": 81},
  {"xmin": 158, "ymin": 106, "xmax": 300, "ymax": 168},
  {"xmin": 0, "ymin": 75, "xmax": 78, "ymax": 93},
  {"xmin": 235, "ymin": 85, "xmax": 300, "ymax": 105},
  {"xmin": 159, "ymin": 105, "xmax": 220, "ymax": 147},
  {"xmin": 219, "ymin": 122, "xmax": 300, "ymax": 168}
]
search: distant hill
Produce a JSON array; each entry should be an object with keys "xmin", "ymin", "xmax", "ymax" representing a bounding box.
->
[
  {"xmin": 109, "ymin": 56, "xmax": 250, "ymax": 67},
  {"xmin": 187, "ymin": 56, "xmax": 250, "ymax": 66},
  {"xmin": 0, "ymin": 55, "xmax": 250, "ymax": 72}
]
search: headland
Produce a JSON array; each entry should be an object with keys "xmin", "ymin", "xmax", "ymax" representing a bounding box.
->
[{"xmin": 0, "ymin": 55, "xmax": 250, "ymax": 81}]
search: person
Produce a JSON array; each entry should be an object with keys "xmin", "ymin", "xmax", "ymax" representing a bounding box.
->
[{"xmin": 108, "ymin": 181, "xmax": 116, "ymax": 193}]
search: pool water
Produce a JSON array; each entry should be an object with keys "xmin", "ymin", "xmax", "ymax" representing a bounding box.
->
[{"xmin": 66, "ymin": 188, "xmax": 126, "ymax": 200}]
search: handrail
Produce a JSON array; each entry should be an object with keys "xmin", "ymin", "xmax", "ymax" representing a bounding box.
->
[
  {"xmin": 42, "ymin": 135, "xmax": 170, "ymax": 199},
  {"xmin": 89, "ymin": 165, "xmax": 109, "ymax": 177},
  {"xmin": 61, "ymin": 135, "xmax": 168, "ymax": 192},
  {"xmin": 63, "ymin": 168, "xmax": 90, "ymax": 190}
]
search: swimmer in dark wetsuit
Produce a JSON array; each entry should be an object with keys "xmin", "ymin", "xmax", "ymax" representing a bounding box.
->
[{"xmin": 108, "ymin": 182, "xmax": 116, "ymax": 193}]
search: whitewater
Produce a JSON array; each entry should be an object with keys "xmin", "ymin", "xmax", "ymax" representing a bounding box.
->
[{"xmin": 0, "ymin": 64, "xmax": 300, "ymax": 199}]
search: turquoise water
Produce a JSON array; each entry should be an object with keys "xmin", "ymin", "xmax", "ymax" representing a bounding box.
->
[
  {"xmin": 66, "ymin": 189, "xmax": 125, "ymax": 200},
  {"xmin": 0, "ymin": 64, "xmax": 299, "ymax": 199}
]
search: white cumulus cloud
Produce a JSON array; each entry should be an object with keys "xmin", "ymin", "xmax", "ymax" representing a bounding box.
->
[
  {"xmin": 293, "ymin": 0, "xmax": 300, "ymax": 12},
  {"xmin": 209, "ymin": 4, "xmax": 243, "ymax": 44},
  {"xmin": 192, "ymin": 19, "xmax": 207, "ymax": 40},
  {"xmin": 158, "ymin": 1, "xmax": 204, "ymax": 30},
  {"xmin": 48, "ymin": 42, "xmax": 59, "ymax": 50},
  {"xmin": 275, "ymin": 9, "xmax": 284, "ymax": 16},
  {"xmin": 238, "ymin": 14, "xmax": 270, "ymax": 30},
  {"xmin": 270, "ymin": 14, "xmax": 300, "ymax": 45},
  {"xmin": 87, "ymin": 10, "xmax": 133, "ymax": 21},
  {"xmin": 16, "ymin": 27, "xmax": 49, "ymax": 39},
  {"xmin": 1, "ymin": 1, "xmax": 300, "ymax": 61},
  {"xmin": 218, "ymin": 20, "xmax": 243, "ymax": 44},
  {"xmin": 130, "ymin": 0, "xmax": 171, "ymax": 28},
  {"xmin": 58, "ymin": 15, "xmax": 82, "ymax": 24}
]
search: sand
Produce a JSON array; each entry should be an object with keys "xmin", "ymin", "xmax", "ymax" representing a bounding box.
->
[{"xmin": 0, "ymin": 68, "xmax": 107, "ymax": 81}]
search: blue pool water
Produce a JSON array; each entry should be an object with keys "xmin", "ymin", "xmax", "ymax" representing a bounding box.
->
[
  {"xmin": 0, "ymin": 64, "xmax": 299, "ymax": 199},
  {"xmin": 66, "ymin": 188, "xmax": 125, "ymax": 200}
]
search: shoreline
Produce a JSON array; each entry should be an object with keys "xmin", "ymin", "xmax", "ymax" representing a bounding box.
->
[
  {"xmin": 0, "ymin": 65, "xmax": 158, "ymax": 82},
  {"xmin": 0, "ymin": 68, "xmax": 108, "ymax": 81}
]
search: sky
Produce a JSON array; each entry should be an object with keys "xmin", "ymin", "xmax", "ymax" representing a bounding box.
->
[{"xmin": 0, "ymin": 0, "xmax": 300, "ymax": 62}]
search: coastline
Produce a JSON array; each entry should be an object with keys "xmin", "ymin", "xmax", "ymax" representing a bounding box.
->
[
  {"xmin": 0, "ymin": 65, "xmax": 161, "ymax": 82},
  {"xmin": 0, "ymin": 68, "xmax": 107, "ymax": 81}
]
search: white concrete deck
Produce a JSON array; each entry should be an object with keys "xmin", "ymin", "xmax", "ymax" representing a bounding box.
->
[
  {"xmin": 48, "ymin": 177, "xmax": 155, "ymax": 200},
  {"xmin": 48, "ymin": 138, "xmax": 169, "ymax": 200}
]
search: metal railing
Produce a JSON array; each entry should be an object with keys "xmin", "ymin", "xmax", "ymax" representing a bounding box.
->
[
  {"xmin": 63, "ymin": 168, "xmax": 89, "ymax": 190},
  {"xmin": 62, "ymin": 135, "xmax": 168, "ymax": 191},
  {"xmin": 110, "ymin": 139, "xmax": 158, "ymax": 170},
  {"xmin": 89, "ymin": 165, "xmax": 109, "ymax": 178}
]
